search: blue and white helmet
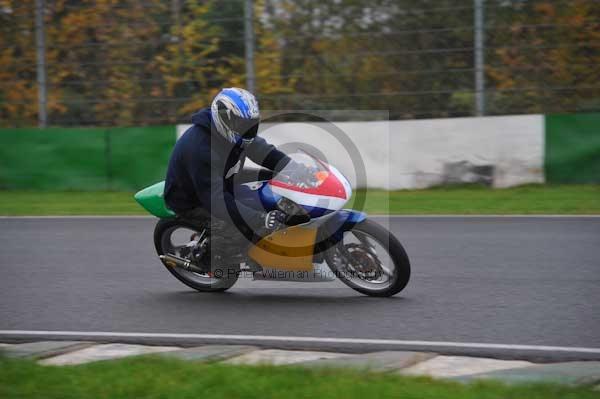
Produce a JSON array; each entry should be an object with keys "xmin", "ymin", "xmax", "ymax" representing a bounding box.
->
[{"xmin": 211, "ymin": 87, "xmax": 260, "ymax": 144}]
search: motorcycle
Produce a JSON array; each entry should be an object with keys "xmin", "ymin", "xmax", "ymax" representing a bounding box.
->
[{"xmin": 134, "ymin": 152, "xmax": 410, "ymax": 297}]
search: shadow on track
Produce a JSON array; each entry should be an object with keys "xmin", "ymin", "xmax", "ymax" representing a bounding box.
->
[{"xmin": 153, "ymin": 289, "xmax": 410, "ymax": 306}]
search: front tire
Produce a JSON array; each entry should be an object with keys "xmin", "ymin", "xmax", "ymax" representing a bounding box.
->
[
  {"xmin": 325, "ymin": 219, "xmax": 410, "ymax": 297},
  {"xmin": 154, "ymin": 218, "xmax": 238, "ymax": 292}
]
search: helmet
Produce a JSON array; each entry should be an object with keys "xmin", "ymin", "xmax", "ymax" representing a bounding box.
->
[{"xmin": 211, "ymin": 87, "xmax": 260, "ymax": 144}]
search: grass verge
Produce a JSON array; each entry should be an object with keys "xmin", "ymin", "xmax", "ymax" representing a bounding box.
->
[
  {"xmin": 1, "ymin": 355, "xmax": 599, "ymax": 399},
  {"xmin": 352, "ymin": 184, "xmax": 600, "ymax": 215},
  {"xmin": 0, "ymin": 185, "xmax": 598, "ymax": 216}
]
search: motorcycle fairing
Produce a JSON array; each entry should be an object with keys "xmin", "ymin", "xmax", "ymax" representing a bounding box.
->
[
  {"xmin": 319, "ymin": 209, "xmax": 367, "ymax": 242},
  {"xmin": 267, "ymin": 156, "xmax": 352, "ymax": 217},
  {"xmin": 270, "ymin": 164, "xmax": 348, "ymax": 199},
  {"xmin": 134, "ymin": 181, "xmax": 176, "ymax": 218},
  {"xmin": 247, "ymin": 226, "xmax": 318, "ymax": 272},
  {"xmin": 248, "ymin": 209, "xmax": 366, "ymax": 273}
]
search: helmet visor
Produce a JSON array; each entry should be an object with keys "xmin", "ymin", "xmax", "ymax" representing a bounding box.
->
[{"xmin": 217, "ymin": 105, "xmax": 259, "ymax": 141}]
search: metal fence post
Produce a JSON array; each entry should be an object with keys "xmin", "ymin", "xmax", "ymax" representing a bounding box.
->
[
  {"xmin": 244, "ymin": 0, "xmax": 256, "ymax": 93},
  {"xmin": 474, "ymin": 0, "xmax": 486, "ymax": 116},
  {"xmin": 171, "ymin": 0, "xmax": 181, "ymax": 55},
  {"xmin": 35, "ymin": 0, "xmax": 48, "ymax": 127}
]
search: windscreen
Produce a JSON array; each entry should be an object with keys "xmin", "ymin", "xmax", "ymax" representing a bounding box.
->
[{"xmin": 272, "ymin": 152, "xmax": 330, "ymax": 189}]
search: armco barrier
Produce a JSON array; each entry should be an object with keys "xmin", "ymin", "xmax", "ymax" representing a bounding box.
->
[{"xmin": 0, "ymin": 126, "xmax": 174, "ymax": 190}]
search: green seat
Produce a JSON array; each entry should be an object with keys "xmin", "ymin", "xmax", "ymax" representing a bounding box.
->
[{"xmin": 134, "ymin": 181, "xmax": 176, "ymax": 218}]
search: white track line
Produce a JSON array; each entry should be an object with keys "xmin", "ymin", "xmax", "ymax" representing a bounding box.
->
[{"xmin": 1, "ymin": 330, "xmax": 599, "ymax": 354}]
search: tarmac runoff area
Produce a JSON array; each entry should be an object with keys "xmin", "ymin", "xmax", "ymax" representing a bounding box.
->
[{"xmin": 2, "ymin": 341, "xmax": 600, "ymax": 387}]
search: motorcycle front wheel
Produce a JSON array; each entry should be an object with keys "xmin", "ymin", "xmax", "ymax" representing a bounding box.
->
[
  {"xmin": 154, "ymin": 218, "xmax": 239, "ymax": 292},
  {"xmin": 325, "ymin": 219, "xmax": 410, "ymax": 297}
]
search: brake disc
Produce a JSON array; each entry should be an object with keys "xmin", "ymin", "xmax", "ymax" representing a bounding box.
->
[{"xmin": 332, "ymin": 243, "xmax": 383, "ymax": 281}]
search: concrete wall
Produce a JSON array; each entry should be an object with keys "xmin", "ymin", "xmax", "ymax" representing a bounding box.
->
[{"xmin": 178, "ymin": 114, "xmax": 545, "ymax": 189}]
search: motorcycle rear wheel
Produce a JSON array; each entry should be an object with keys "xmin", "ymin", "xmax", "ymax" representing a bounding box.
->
[
  {"xmin": 325, "ymin": 219, "xmax": 410, "ymax": 297},
  {"xmin": 154, "ymin": 218, "xmax": 239, "ymax": 292}
]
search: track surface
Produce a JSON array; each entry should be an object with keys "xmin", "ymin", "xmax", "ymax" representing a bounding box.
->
[{"xmin": 1, "ymin": 217, "xmax": 599, "ymax": 361}]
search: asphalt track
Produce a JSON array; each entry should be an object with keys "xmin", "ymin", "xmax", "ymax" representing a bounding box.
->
[{"xmin": 1, "ymin": 216, "xmax": 599, "ymax": 361}]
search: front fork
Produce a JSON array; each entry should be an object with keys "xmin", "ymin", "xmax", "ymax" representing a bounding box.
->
[{"xmin": 313, "ymin": 209, "xmax": 368, "ymax": 263}]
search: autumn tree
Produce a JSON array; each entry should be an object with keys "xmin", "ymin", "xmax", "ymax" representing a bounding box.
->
[
  {"xmin": 0, "ymin": 0, "xmax": 598, "ymax": 126},
  {"xmin": 487, "ymin": 0, "xmax": 600, "ymax": 114},
  {"xmin": 0, "ymin": 0, "xmax": 43, "ymax": 125}
]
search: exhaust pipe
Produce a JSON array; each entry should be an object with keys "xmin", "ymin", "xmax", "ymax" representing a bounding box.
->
[{"xmin": 159, "ymin": 254, "xmax": 207, "ymax": 274}]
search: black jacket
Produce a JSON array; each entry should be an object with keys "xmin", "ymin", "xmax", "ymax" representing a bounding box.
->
[{"xmin": 164, "ymin": 108, "xmax": 289, "ymax": 228}]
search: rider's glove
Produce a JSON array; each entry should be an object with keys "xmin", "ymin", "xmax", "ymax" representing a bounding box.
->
[{"xmin": 264, "ymin": 210, "xmax": 288, "ymax": 231}]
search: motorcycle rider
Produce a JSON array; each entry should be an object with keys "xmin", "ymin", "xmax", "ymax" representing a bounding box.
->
[{"xmin": 164, "ymin": 88, "xmax": 295, "ymax": 264}]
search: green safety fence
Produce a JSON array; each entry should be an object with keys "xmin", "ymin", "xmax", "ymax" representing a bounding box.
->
[
  {"xmin": 545, "ymin": 113, "xmax": 600, "ymax": 184},
  {"xmin": 0, "ymin": 126, "xmax": 175, "ymax": 191}
]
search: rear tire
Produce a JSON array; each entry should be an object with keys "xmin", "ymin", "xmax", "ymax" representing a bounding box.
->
[
  {"xmin": 325, "ymin": 219, "xmax": 410, "ymax": 297},
  {"xmin": 154, "ymin": 218, "xmax": 238, "ymax": 292}
]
